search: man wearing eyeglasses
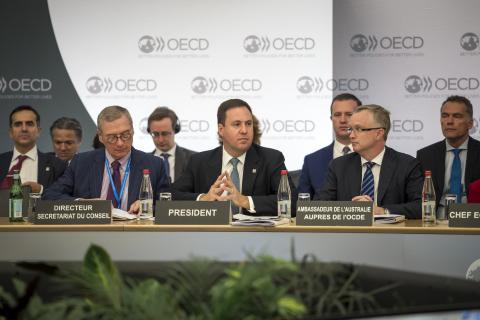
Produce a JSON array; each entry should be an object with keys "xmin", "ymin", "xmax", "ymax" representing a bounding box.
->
[
  {"xmin": 316, "ymin": 104, "xmax": 423, "ymax": 218},
  {"xmin": 298, "ymin": 93, "xmax": 362, "ymax": 197},
  {"xmin": 147, "ymin": 107, "xmax": 196, "ymax": 183},
  {"xmin": 44, "ymin": 106, "xmax": 169, "ymax": 213}
]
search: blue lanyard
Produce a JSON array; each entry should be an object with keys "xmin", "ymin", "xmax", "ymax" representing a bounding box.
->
[{"xmin": 105, "ymin": 157, "xmax": 131, "ymax": 208}]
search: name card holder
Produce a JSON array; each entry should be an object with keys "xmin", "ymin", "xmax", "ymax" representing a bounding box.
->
[
  {"xmin": 34, "ymin": 200, "xmax": 112, "ymax": 225},
  {"xmin": 155, "ymin": 201, "xmax": 230, "ymax": 225},
  {"xmin": 296, "ymin": 201, "xmax": 373, "ymax": 226},
  {"xmin": 448, "ymin": 204, "xmax": 480, "ymax": 228}
]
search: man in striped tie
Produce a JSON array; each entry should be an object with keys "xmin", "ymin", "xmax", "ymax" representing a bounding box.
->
[{"xmin": 316, "ymin": 105, "xmax": 423, "ymax": 219}]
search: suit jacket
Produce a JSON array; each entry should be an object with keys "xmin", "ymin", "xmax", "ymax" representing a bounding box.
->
[
  {"xmin": 298, "ymin": 142, "xmax": 334, "ymax": 196},
  {"xmin": 316, "ymin": 147, "xmax": 423, "ymax": 219},
  {"xmin": 172, "ymin": 144, "xmax": 296, "ymax": 215},
  {"xmin": 43, "ymin": 148, "xmax": 169, "ymax": 209},
  {"xmin": 0, "ymin": 150, "xmax": 66, "ymax": 189},
  {"xmin": 152, "ymin": 145, "xmax": 196, "ymax": 182},
  {"xmin": 416, "ymin": 137, "xmax": 480, "ymax": 208}
]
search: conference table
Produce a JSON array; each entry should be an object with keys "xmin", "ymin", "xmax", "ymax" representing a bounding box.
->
[{"xmin": 0, "ymin": 218, "xmax": 479, "ymax": 280}]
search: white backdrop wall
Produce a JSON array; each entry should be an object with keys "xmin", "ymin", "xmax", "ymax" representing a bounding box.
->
[
  {"xmin": 47, "ymin": 0, "xmax": 334, "ymax": 170},
  {"xmin": 333, "ymin": 0, "xmax": 480, "ymax": 157}
]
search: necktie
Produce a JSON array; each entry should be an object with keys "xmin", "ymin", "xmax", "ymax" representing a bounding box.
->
[
  {"xmin": 360, "ymin": 161, "xmax": 375, "ymax": 200},
  {"xmin": 342, "ymin": 146, "xmax": 351, "ymax": 155},
  {"xmin": 230, "ymin": 158, "xmax": 240, "ymax": 214},
  {"xmin": 161, "ymin": 153, "xmax": 171, "ymax": 183},
  {"xmin": 0, "ymin": 155, "xmax": 28, "ymax": 189},
  {"xmin": 107, "ymin": 160, "xmax": 122, "ymax": 208},
  {"xmin": 450, "ymin": 149, "xmax": 462, "ymax": 203}
]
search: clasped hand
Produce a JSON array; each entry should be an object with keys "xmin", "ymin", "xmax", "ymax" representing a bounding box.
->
[{"xmin": 200, "ymin": 171, "xmax": 250, "ymax": 209}]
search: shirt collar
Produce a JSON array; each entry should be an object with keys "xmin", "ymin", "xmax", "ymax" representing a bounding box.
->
[
  {"xmin": 13, "ymin": 145, "xmax": 37, "ymax": 161},
  {"xmin": 222, "ymin": 146, "xmax": 246, "ymax": 168},
  {"xmin": 446, "ymin": 137, "xmax": 469, "ymax": 151},
  {"xmin": 155, "ymin": 144, "xmax": 176, "ymax": 157},
  {"xmin": 105, "ymin": 150, "xmax": 131, "ymax": 169},
  {"xmin": 361, "ymin": 147, "xmax": 385, "ymax": 167}
]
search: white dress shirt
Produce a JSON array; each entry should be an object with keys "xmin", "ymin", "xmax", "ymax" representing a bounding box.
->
[
  {"xmin": 333, "ymin": 140, "xmax": 353, "ymax": 159},
  {"xmin": 154, "ymin": 144, "xmax": 176, "ymax": 181}
]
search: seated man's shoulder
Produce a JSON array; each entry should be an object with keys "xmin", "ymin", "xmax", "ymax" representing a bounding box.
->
[
  {"xmin": 416, "ymin": 140, "xmax": 444, "ymax": 155},
  {"xmin": 387, "ymin": 147, "xmax": 420, "ymax": 167},
  {"xmin": 252, "ymin": 144, "xmax": 284, "ymax": 160}
]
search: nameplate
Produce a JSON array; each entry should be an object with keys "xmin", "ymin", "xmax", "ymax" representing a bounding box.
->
[
  {"xmin": 155, "ymin": 201, "xmax": 230, "ymax": 225},
  {"xmin": 448, "ymin": 204, "xmax": 480, "ymax": 228},
  {"xmin": 34, "ymin": 200, "xmax": 112, "ymax": 225},
  {"xmin": 296, "ymin": 201, "xmax": 373, "ymax": 226}
]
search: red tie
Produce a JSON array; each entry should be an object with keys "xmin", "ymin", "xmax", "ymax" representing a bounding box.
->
[
  {"xmin": 0, "ymin": 155, "xmax": 28, "ymax": 189},
  {"xmin": 106, "ymin": 160, "xmax": 122, "ymax": 208}
]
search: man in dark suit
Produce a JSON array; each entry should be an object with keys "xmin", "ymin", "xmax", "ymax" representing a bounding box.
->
[
  {"xmin": 172, "ymin": 99, "xmax": 295, "ymax": 215},
  {"xmin": 147, "ymin": 106, "xmax": 196, "ymax": 183},
  {"xmin": 417, "ymin": 95, "xmax": 480, "ymax": 214},
  {"xmin": 298, "ymin": 93, "xmax": 362, "ymax": 197},
  {"xmin": 317, "ymin": 104, "xmax": 423, "ymax": 218},
  {"xmin": 0, "ymin": 105, "xmax": 66, "ymax": 192},
  {"xmin": 44, "ymin": 106, "xmax": 169, "ymax": 213}
]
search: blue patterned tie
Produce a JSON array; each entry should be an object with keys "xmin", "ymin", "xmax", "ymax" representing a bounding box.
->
[
  {"xmin": 361, "ymin": 161, "xmax": 375, "ymax": 200},
  {"xmin": 161, "ymin": 153, "xmax": 171, "ymax": 183},
  {"xmin": 450, "ymin": 149, "xmax": 462, "ymax": 203},
  {"xmin": 230, "ymin": 158, "xmax": 240, "ymax": 214}
]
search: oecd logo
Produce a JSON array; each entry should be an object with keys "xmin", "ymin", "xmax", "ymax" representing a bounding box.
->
[
  {"xmin": 297, "ymin": 76, "xmax": 368, "ymax": 94},
  {"xmin": 460, "ymin": 32, "xmax": 479, "ymax": 51},
  {"xmin": 405, "ymin": 75, "xmax": 479, "ymax": 93},
  {"xmin": 139, "ymin": 35, "xmax": 208, "ymax": 53},
  {"xmin": 243, "ymin": 35, "xmax": 314, "ymax": 53},
  {"xmin": 0, "ymin": 76, "xmax": 52, "ymax": 93},
  {"xmin": 191, "ymin": 76, "xmax": 262, "ymax": 94},
  {"xmin": 86, "ymin": 76, "xmax": 157, "ymax": 95},
  {"xmin": 350, "ymin": 34, "xmax": 423, "ymax": 52}
]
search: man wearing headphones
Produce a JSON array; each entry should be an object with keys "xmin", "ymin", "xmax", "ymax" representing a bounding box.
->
[{"xmin": 147, "ymin": 107, "xmax": 196, "ymax": 183}]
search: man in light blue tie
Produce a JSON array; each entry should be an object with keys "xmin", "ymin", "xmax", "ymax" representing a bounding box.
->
[
  {"xmin": 417, "ymin": 95, "xmax": 480, "ymax": 216},
  {"xmin": 172, "ymin": 99, "xmax": 295, "ymax": 215},
  {"xmin": 316, "ymin": 105, "xmax": 423, "ymax": 218}
]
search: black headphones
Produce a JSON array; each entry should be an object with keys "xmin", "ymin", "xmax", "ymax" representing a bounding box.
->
[{"xmin": 147, "ymin": 106, "xmax": 181, "ymax": 134}]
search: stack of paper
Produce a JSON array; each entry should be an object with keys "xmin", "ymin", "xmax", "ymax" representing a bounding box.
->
[
  {"xmin": 112, "ymin": 208, "xmax": 138, "ymax": 221},
  {"xmin": 232, "ymin": 213, "xmax": 290, "ymax": 226},
  {"xmin": 374, "ymin": 214, "xmax": 405, "ymax": 224}
]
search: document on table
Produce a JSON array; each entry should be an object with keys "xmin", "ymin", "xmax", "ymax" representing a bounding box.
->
[
  {"xmin": 232, "ymin": 213, "xmax": 290, "ymax": 227},
  {"xmin": 112, "ymin": 208, "xmax": 137, "ymax": 221},
  {"xmin": 374, "ymin": 214, "xmax": 405, "ymax": 224}
]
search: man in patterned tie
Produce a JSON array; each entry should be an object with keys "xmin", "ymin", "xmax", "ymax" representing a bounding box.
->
[
  {"xmin": 316, "ymin": 104, "xmax": 423, "ymax": 218},
  {"xmin": 298, "ymin": 93, "xmax": 362, "ymax": 197},
  {"xmin": 417, "ymin": 95, "xmax": 480, "ymax": 216},
  {"xmin": 44, "ymin": 106, "xmax": 169, "ymax": 213},
  {"xmin": 0, "ymin": 105, "xmax": 66, "ymax": 192},
  {"xmin": 172, "ymin": 99, "xmax": 295, "ymax": 215},
  {"xmin": 147, "ymin": 107, "xmax": 196, "ymax": 183}
]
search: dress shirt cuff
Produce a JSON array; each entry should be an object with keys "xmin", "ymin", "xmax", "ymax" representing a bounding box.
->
[
  {"xmin": 246, "ymin": 196, "xmax": 256, "ymax": 213},
  {"xmin": 196, "ymin": 193, "xmax": 204, "ymax": 201},
  {"xmin": 39, "ymin": 184, "xmax": 43, "ymax": 195}
]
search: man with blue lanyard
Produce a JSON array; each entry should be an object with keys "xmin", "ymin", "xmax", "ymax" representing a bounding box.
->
[{"xmin": 43, "ymin": 106, "xmax": 169, "ymax": 213}]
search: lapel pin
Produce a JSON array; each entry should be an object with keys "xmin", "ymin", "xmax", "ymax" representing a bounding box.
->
[
  {"xmin": 45, "ymin": 166, "xmax": 51, "ymax": 172},
  {"xmin": 252, "ymin": 168, "xmax": 257, "ymax": 174}
]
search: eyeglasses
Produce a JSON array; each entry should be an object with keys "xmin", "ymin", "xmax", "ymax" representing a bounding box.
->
[
  {"xmin": 103, "ymin": 131, "xmax": 133, "ymax": 144},
  {"xmin": 346, "ymin": 127, "xmax": 385, "ymax": 134},
  {"xmin": 149, "ymin": 131, "xmax": 173, "ymax": 138}
]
